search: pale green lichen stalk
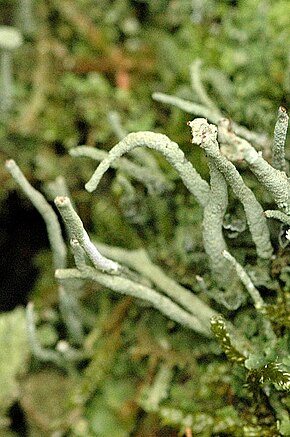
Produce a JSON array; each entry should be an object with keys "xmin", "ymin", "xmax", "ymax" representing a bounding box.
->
[
  {"xmin": 222, "ymin": 250, "xmax": 265, "ymax": 311},
  {"xmin": 202, "ymin": 157, "xmax": 233, "ymax": 287},
  {"xmin": 70, "ymin": 145, "xmax": 173, "ymax": 194},
  {"xmin": 188, "ymin": 118, "xmax": 273, "ymax": 261},
  {"xmin": 26, "ymin": 302, "xmax": 86, "ymax": 368},
  {"xmin": 218, "ymin": 118, "xmax": 290, "ymax": 214},
  {"xmin": 272, "ymin": 106, "xmax": 289, "ymax": 172},
  {"xmin": 55, "ymin": 263, "xmax": 212, "ymax": 336},
  {"xmin": 5, "ymin": 159, "xmax": 67, "ymax": 269},
  {"xmin": 93, "ymin": 242, "xmax": 218, "ymax": 326},
  {"xmin": 54, "ymin": 196, "xmax": 121, "ymax": 273},
  {"xmin": 84, "ymin": 131, "xmax": 210, "ymax": 208}
]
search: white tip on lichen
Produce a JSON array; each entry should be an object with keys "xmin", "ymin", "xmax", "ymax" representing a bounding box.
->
[
  {"xmin": 0, "ymin": 26, "xmax": 23, "ymax": 50},
  {"xmin": 187, "ymin": 118, "xmax": 217, "ymax": 145}
]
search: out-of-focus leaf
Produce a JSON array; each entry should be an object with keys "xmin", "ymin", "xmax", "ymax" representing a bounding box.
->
[
  {"xmin": 0, "ymin": 307, "xmax": 30, "ymax": 415},
  {"xmin": 86, "ymin": 394, "xmax": 135, "ymax": 437},
  {"xmin": 20, "ymin": 370, "xmax": 75, "ymax": 435}
]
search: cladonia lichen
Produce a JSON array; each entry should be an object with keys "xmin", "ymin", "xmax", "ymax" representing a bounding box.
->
[{"xmin": 5, "ymin": 77, "xmax": 290, "ymax": 436}]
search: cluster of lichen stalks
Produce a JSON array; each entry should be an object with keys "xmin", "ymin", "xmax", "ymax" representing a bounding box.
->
[
  {"xmin": 5, "ymin": 92, "xmax": 290, "ymax": 434},
  {"xmin": 5, "ymin": 103, "xmax": 289, "ymax": 338}
]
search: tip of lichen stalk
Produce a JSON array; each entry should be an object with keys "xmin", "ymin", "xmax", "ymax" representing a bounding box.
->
[
  {"xmin": 279, "ymin": 106, "xmax": 287, "ymax": 113},
  {"xmin": 54, "ymin": 195, "xmax": 69, "ymax": 207},
  {"xmin": 187, "ymin": 118, "xmax": 216, "ymax": 145},
  {"xmin": 5, "ymin": 159, "xmax": 16, "ymax": 169},
  {"xmin": 0, "ymin": 26, "xmax": 23, "ymax": 50},
  {"xmin": 26, "ymin": 301, "xmax": 34, "ymax": 310},
  {"xmin": 85, "ymin": 181, "xmax": 94, "ymax": 192}
]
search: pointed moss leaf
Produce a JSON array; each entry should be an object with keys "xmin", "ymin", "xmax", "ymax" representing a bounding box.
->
[
  {"xmin": 211, "ymin": 316, "xmax": 246, "ymax": 364},
  {"xmin": 248, "ymin": 362, "xmax": 290, "ymax": 392},
  {"xmin": 0, "ymin": 307, "xmax": 30, "ymax": 414}
]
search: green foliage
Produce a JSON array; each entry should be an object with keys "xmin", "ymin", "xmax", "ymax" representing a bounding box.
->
[
  {"xmin": 86, "ymin": 378, "xmax": 136, "ymax": 437},
  {"xmin": 0, "ymin": 308, "xmax": 30, "ymax": 426},
  {"xmin": 20, "ymin": 370, "xmax": 75, "ymax": 436}
]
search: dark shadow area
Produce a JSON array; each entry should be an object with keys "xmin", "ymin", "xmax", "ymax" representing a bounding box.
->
[
  {"xmin": 0, "ymin": 191, "xmax": 49, "ymax": 311},
  {"xmin": 9, "ymin": 402, "xmax": 27, "ymax": 436}
]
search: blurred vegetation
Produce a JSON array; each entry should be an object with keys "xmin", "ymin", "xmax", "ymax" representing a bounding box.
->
[{"xmin": 0, "ymin": 0, "xmax": 290, "ymax": 436}]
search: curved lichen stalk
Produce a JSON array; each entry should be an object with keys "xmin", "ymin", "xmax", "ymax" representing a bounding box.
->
[
  {"xmin": 85, "ymin": 131, "xmax": 210, "ymax": 208},
  {"xmin": 55, "ymin": 264, "xmax": 212, "ymax": 337},
  {"xmin": 188, "ymin": 118, "xmax": 273, "ymax": 261},
  {"xmin": 83, "ymin": 129, "xmax": 245, "ymax": 289},
  {"xmin": 70, "ymin": 145, "xmax": 173, "ymax": 194},
  {"xmin": 84, "ymin": 125, "xmax": 273, "ymax": 280},
  {"xmin": 202, "ymin": 158, "xmax": 234, "ymax": 286},
  {"xmin": 5, "ymin": 159, "xmax": 67, "ymax": 270},
  {"xmin": 218, "ymin": 118, "xmax": 290, "ymax": 214},
  {"xmin": 84, "ymin": 130, "xmax": 236, "ymax": 285},
  {"xmin": 54, "ymin": 196, "xmax": 121, "ymax": 274}
]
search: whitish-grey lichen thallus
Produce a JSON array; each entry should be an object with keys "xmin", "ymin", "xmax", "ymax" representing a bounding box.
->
[
  {"xmin": 82, "ymin": 130, "xmax": 234, "ymax": 285},
  {"xmin": 0, "ymin": 26, "xmax": 23, "ymax": 112},
  {"xmin": 55, "ymin": 265, "xmax": 212, "ymax": 337},
  {"xmin": 70, "ymin": 145, "xmax": 173, "ymax": 194},
  {"xmin": 188, "ymin": 118, "xmax": 273, "ymax": 260},
  {"xmin": 153, "ymin": 58, "xmax": 271, "ymax": 153},
  {"xmin": 272, "ymin": 106, "xmax": 289, "ymax": 173},
  {"xmin": 202, "ymin": 157, "xmax": 234, "ymax": 287},
  {"xmin": 93, "ymin": 242, "xmax": 218, "ymax": 328},
  {"xmin": 54, "ymin": 196, "xmax": 121, "ymax": 273},
  {"xmin": 5, "ymin": 159, "xmax": 67, "ymax": 269},
  {"xmin": 218, "ymin": 118, "xmax": 290, "ymax": 214},
  {"xmin": 85, "ymin": 131, "xmax": 210, "ymax": 208}
]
